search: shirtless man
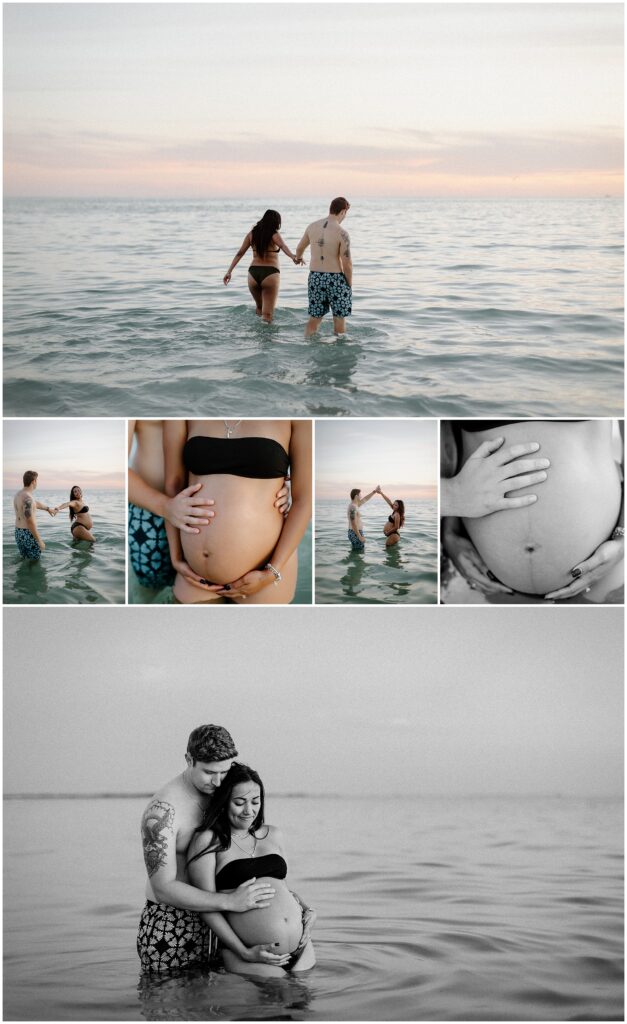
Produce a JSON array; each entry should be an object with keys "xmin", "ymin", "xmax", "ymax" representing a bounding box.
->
[
  {"xmin": 13, "ymin": 470, "xmax": 56, "ymax": 560},
  {"xmin": 138, "ymin": 724, "xmax": 288, "ymax": 973},
  {"xmin": 347, "ymin": 486, "xmax": 378, "ymax": 553},
  {"xmin": 128, "ymin": 421, "xmax": 291, "ymax": 592},
  {"xmin": 296, "ymin": 197, "xmax": 352, "ymax": 337}
]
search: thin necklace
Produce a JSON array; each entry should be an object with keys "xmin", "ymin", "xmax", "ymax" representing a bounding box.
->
[
  {"xmin": 223, "ymin": 420, "xmax": 242, "ymax": 439},
  {"xmin": 231, "ymin": 831, "xmax": 257, "ymax": 857}
]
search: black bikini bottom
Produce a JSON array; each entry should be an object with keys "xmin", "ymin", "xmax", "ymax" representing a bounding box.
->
[{"xmin": 249, "ymin": 266, "xmax": 280, "ymax": 286}]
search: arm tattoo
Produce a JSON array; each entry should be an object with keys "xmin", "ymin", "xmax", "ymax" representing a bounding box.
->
[
  {"xmin": 341, "ymin": 230, "xmax": 351, "ymax": 259},
  {"xmin": 141, "ymin": 800, "xmax": 175, "ymax": 877},
  {"xmin": 23, "ymin": 496, "xmax": 33, "ymax": 520},
  {"xmin": 350, "ymin": 508, "xmax": 356, "ymax": 519}
]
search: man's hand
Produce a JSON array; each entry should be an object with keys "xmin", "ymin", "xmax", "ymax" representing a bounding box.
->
[
  {"xmin": 228, "ymin": 878, "xmax": 276, "ymax": 912},
  {"xmin": 443, "ymin": 529, "xmax": 513, "ymax": 595},
  {"xmin": 441, "ymin": 437, "xmax": 550, "ymax": 518},
  {"xmin": 46, "ymin": 507, "xmax": 57, "ymax": 517},
  {"xmin": 164, "ymin": 483, "xmax": 215, "ymax": 533},
  {"xmin": 243, "ymin": 943, "xmax": 291, "ymax": 966},
  {"xmin": 171, "ymin": 556, "xmax": 223, "ymax": 592}
]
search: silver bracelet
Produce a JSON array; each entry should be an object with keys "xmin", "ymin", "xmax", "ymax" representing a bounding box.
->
[
  {"xmin": 264, "ymin": 562, "xmax": 282, "ymax": 584},
  {"xmin": 610, "ymin": 526, "xmax": 625, "ymax": 541}
]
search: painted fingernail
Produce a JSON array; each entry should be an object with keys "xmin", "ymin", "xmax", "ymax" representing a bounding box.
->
[
  {"xmin": 570, "ymin": 567, "xmax": 582, "ymax": 578},
  {"xmin": 487, "ymin": 570, "xmax": 498, "ymax": 581},
  {"xmin": 223, "ymin": 584, "xmax": 231, "ymax": 591},
  {"xmin": 199, "ymin": 579, "xmax": 208, "ymax": 585}
]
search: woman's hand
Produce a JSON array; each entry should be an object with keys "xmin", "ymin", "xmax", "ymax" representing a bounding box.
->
[
  {"xmin": 441, "ymin": 437, "xmax": 550, "ymax": 518},
  {"xmin": 216, "ymin": 569, "xmax": 275, "ymax": 599},
  {"xmin": 293, "ymin": 256, "xmax": 305, "ymax": 265},
  {"xmin": 242, "ymin": 944, "xmax": 291, "ymax": 967},
  {"xmin": 443, "ymin": 528, "xmax": 514, "ymax": 595},
  {"xmin": 544, "ymin": 536, "xmax": 624, "ymax": 601},
  {"xmin": 171, "ymin": 556, "xmax": 223, "ymax": 592},
  {"xmin": 223, "ymin": 271, "xmax": 232, "ymax": 285},
  {"xmin": 164, "ymin": 483, "xmax": 215, "ymax": 533},
  {"xmin": 49, "ymin": 507, "xmax": 58, "ymax": 517}
]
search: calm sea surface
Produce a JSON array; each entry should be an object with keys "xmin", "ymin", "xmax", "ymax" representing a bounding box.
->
[
  {"xmin": 128, "ymin": 522, "xmax": 313, "ymax": 604},
  {"xmin": 3, "ymin": 489, "xmax": 125, "ymax": 605},
  {"xmin": 315, "ymin": 499, "xmax": 437, "ymax": 604},
  {"xmin": 4, "ymin": 198, "xmax": 623, "ymax": 417},
  {"xmin": 3, "ymin": 795, "xmax": 622, "ymax": 1021}
]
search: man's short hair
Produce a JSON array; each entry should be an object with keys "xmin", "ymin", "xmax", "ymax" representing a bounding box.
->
[
  {"xmin": 187, "ymin": 724, "xmax": 238, "ymax": 764},
  {"xmin": 23, "ymin": 470, "xmax": 38, "ymax": 487},
  {"xmin": 350, "ymin": 488, "xmax": 361, "ymax": 500},
  {"xmin": 329, "ymin": 197, "xmax": 350, "ymax": 215}
]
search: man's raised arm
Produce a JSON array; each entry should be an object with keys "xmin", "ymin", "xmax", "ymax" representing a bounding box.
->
[
  {"xmin": 359, "ymin": 487, "xmax": 378, "ymax": 505},
  {"xmin": 141, "ymin": 799, "xmax": 275, "ymax": 914},
  {"xmin": 339, "ymin": 229, "xmax": 352, "ymax": 287}
]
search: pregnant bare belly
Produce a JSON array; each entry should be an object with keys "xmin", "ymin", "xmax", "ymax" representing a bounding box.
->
[
  {"xmin": 181, "ymin": 476, "xmax": 284, "ymax": 585},
  {"xmin": 225, "ymin": 879, "xmax": 302, "ymax": 954},
  {"xmin": 462, "ymin": 422, "xmax": 621, "ymax": 594},
  {"xmin": 74, "ymin": 515, "xmax": 93, "ymax": 529}
]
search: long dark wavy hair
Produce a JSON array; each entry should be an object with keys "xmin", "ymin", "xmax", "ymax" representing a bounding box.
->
[
  {"xmin": 69, "ymin": 485, "xmax": 82, "ymax": 521},
  {"xmin": 186, "ymin": 763, "xmax": 266, "ymax": 866},
  {"xmin": 251, "ymin": 209, "xmax": 281, "ymax": 257},
  {"xmin": 394, "ymin": 500, "xmax": 405, "ymax": 527}
]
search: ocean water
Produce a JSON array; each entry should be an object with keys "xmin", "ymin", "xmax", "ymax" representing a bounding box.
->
[
  {"xmin": 3, "ymin": 794, "xmax": 622, "ymax": 1021},
  {"xmin": 128, "ymin": 522, "xmax": 313, "ymax": 604},
  {"xmin": 315, "ymin": 499, "xmax": 437, "ymax": 604},
  {"xmin": 3, "ymin": 489, "xmax": 126, "ymax": 605},
  {"xmin": 3, "ymin": 198, "xmax": 623, "ymax": 418}
]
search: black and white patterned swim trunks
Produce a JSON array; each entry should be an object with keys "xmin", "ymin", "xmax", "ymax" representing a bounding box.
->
[
  {"xmin": 308, "ymin": 271, "xmax": 352, "ymax": 319},
  {"xmin": 137, "ymin": 900, "xmax": 216, "ymax": 972}
]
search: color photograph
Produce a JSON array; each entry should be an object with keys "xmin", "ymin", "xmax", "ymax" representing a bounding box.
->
[
  {"xmin": 315, "ymin": 419, "xmax": 437, "ymax": 603},
  {"xmin": 3, "ymin": 607, "xmax": 623, "ymax": 1021},
  {"xmin": 129, "ymin": 419, "xmax": 312, "ymax": 604},
  {"xmin": 3, "ymin": 3, "xmax": 623, "ymax": 418},
  {"xmin": 3, "ymin": 419, "xmax": 126, "ymax": 604}
]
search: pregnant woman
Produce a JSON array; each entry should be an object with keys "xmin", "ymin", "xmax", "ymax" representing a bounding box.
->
[
  {"xmin": 187, "ymin": 764, "xmax": 315, "ymax": 977},
  {"xmin": 54, "ymin": 486, "xmax": 96, "ymax": 542},
  {"xmin": 441, "ymin": 420, "xmax": 624, "ymax": 602},
  {"xmin": 377, "ymin": 487, "xmax": 405, "ymax": 547},
  {"xmin": 164, "ymin": 419, "xmax": 312, "ymax": 604},
  {"xmin": 223, "ymin": 209, "xmax": 303, "ymax": 323}
]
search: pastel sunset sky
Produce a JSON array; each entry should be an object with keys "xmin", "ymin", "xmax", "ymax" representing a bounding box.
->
[
  {"xmin": 4, "ymin": 3, "xmax": 623, "ymax": 198},
  {"xmin": 3, "ymin": 420, "xmax": 125, "ymax": 489},
  {"xmin": 315, "ymin": 419, "xmax": 437, "ymax": 499}
]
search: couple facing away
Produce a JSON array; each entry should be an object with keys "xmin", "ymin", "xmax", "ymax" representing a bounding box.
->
[
  {"xmin": 13, "ymin": 471, "xmax": 95, "ymax": 559},
  {"xmin": 348, "ymin": 486, "xmax": 405, "ymax": 553},
  {"xmin": 138, "ymin": 724, "xmax": 315, "ymax": 977},
  {"xmin": 224, "ymin": 197, "xmax": 352, "ymax": 336}
]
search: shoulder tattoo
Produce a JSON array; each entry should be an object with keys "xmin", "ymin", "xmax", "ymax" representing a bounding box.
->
[
  {"xmin": 141, "ymin": 800, "xmax": 175, "ymax": 877},
  {"xmin": 350, "ymin": 508, "xmax": 356, "ymax": 519}
]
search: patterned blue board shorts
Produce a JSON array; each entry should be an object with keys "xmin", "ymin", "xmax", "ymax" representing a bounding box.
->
[
  {"xmin": 15, "ymin": 528, "xmax": 41, "ymax": 560},
  {"xmin": 348, "ymin": 528, "xmax": 365, "ymax": 552},
  {"xmin": 308, "ymin": 271, "xmax": 352, "ymax": 319},
  {"xmin": 137, "ymin": 900, "xmax": 216, "ymax": 973},
  {"xmin": 128, "ymin": 503, "xmax": 175, "ymax": 589}
]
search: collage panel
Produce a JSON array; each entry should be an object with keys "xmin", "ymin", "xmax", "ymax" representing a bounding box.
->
[
  {"xmin": 3, "ymin": 419, "xmax": 126, "ymax": 605},
  {"xmin": 315, "ymin": 418, "xmax": 438, "ymax": 604},
  {"xmin": 439, "ymin": 419, "xmax": 624, "ymax": 605},
  {"xmin": 128, "ymin": 418, "xmax": 312, "ymax": 605},
  {"xmin": 3, "ymin": 606, "xmax": 624, "ymax": 1021}
]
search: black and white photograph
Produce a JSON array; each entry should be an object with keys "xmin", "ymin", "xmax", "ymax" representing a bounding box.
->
[{"xmin": 3, "ymin": 607, "xmax": 623, "ymax": 1021}]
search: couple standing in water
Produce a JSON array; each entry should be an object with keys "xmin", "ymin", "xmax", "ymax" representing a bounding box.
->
[
  {"xmin": 13, "ymin": 471, "xmax": 95, "ymax": 559},
  {"xmin": 138, "ymin": 724, "xmax": 315, "ymax": 978},
  {"xmin": 224, "ymin": 197, "xmax": 353, "ymax": 336},
  {"xmin": 347, "ymin": 486, "xmax": 405, "ymax": 553}
]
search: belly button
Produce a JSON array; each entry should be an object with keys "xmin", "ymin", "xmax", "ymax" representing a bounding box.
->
[{"xmin": 524, "ymin": 544, "xmax": 536, "ymax": 553}]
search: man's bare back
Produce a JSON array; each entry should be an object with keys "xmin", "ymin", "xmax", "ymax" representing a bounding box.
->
[{"xmin": 302, "ymin": 216, "xmax": 350, "ymax": 275}]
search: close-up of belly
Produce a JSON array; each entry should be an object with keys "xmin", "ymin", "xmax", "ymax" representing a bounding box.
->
[
  {"xmin": 226, "ymin": 879, "xmax": 302, "ymax": 955},
  {"xmin": 461, "ymin": 422, "xmax": 622, "ymax": 595},
  {"xmin": 181, "ymin": 475, "xmax": 284, "ymax": 584}
]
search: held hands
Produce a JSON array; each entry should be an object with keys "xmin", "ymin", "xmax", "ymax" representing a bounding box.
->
[
  {"xmin": 170, "ymin": 556, "xmax": 223, "ymax": 593},
  {"xmin": 47, "ymin": 507, "xmax": 58, "ymax": 517},
  {"xmin": 230, "ymin": 878, "xmax": 276, "ymax": 912},
  {"xmin": 243, "ymin": 944, "xmax": 291, "ymax": 967},
  {"xmin": 442, "ymin": 526, "xmax": 514, "ymax": 595},
  {"xmin": 443, "ymin": 437, "xmax": 550, "ymax": 518},
  {"xmin": 293, "ymin": 256, "xmax": 305, "ymax": 266},
  {"xmin": 165, "ymin": 483, "xmax": 215, "ymax": 533},
  {"xmin": 215, "ymin": 569, "xmax": 275, "ymax": 599},
  {"xmin": 544, "ymin": 535, "xmax": 625, "ymax": 601}
]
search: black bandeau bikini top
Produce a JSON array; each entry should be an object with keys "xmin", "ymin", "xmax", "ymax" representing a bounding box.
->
[
  {"xmin": 183, "ymin": 436, "xmax": 289, "ymax": 479},
  {"xmin": 76, "ymin": 505, "xmax": 89, "ymax": 513},
  {"xmin": 215, "ymin": 853, "xmax": 287, "ymax": 891}
]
